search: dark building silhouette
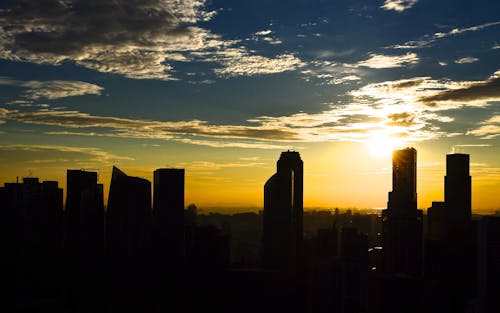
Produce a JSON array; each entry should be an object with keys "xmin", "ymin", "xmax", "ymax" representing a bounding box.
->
[
  {"xmin": 6, "ymin": 178, "xmax": 63, "ymax": 311},
  {"xmin": 477, "ymin": 216, "xmax": 500, "ymax": 313},
  {"xmin": 445, "ymin": 153, "xmax": 471, "ymax": 225},
  {"xmin": 444, "ymin": 153, "xmax": 471, "ymax": 221},
  {"xmin": 336, "ymin": 226, "xmax": 369, "ymax": 313},
  {"xmin": 64, "ymin": 170, "xmax": 105, "ymax": 311},
  {"xmin": 106, "ymin": 166, "xmax": 152, "ymax": 312},
  {"xmin": 153, "ymin": 168, "xmax": 185, "ymax": 261},
  {"xmin": 262, "ymin": 150, "xmax": 303, "ymax": 270},
  {"xmin": 382, "ymin": 147, "xmax": 423, "ymax": 277},
  {"xmin": 444, "ymin": 153, "xmax": 476, "ymax": 312},
  {"xmin": 424, "ymin": 201, "xmax": 446, "ymax": 279}
]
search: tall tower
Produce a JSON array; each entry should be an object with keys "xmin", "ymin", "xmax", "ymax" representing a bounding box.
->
[
  {"xmin": 153, "ymin": 168, "xmax": 185, "ymax": 262},
  {"xmin": 106, "ymin": 166, "xmax": 152, "ymax": 312},
  {"xmin": 443, "ymin": 153, "xmax": 475, "ymax": 307},
  {"xmin": 382, "ymin": 148, "xmax": 422, "ymax": 277},
  {"xmin": 445, "ymin": 153, "xmax": 471, "ymax": 225},
  {"xmin": 262, "ymin": 151, "xmax": 303, "ymax": 270},
  {"xmin": 65, "ymin": 170, "xmax": 104, "ymax": 310},
  {"xmin": 106, "ymin": 166, "xmax": 151, "ymax": 259}
]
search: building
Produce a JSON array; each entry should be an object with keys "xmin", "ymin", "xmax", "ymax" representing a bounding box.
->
[
  {"xmin": 382, "ymin": 147, "xmax": 423, "ymax": 277},
  {"xmin": 262, "ymin": 151, "xmax": 303, "ymax": 270},
  {"xmin": 65, "ymin": 170, "xmax": 105, "ymax": 311},
  {"xmin": 4, "ymin": 178, "xmax": 63, "ymax": 311},
  {"xmin": 444, "ymin": 153, "xmax": 471, "ymax": 230},
  {"xmin": 153, "ymin": 168, "xmax": 185, "ymax": 262},
  {"xmin": 106, "ymin": 166, "xmax": 152, "ymax": 312}
]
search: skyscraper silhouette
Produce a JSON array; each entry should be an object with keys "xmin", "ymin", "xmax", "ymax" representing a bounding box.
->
[
  {"xmin": 444, "ymin": 153, "xmax": 475, "ymax": 312},
  {"xmin": 153, "ymin": 168, "xmax": 185, "ymax": 262},
  {"xmin": 262, "ymin": 151, "xmax": 303, "ymax": 270},
  {"xmin": 445, "ymin": 153, "xmax": 471, "ymax": 226},
  {"xmin": 106, "ymin": 166, "xmax": 152, "ymax": 312},
  {"xmin": 65, "ymin": 170, "xmax": 105, "ymax": 310},
  {"xmin": 6, "ymin": 178, "xmax": 63, "ymax": 311},
  {"xmin": 382, "ymin": 148, "xmax": 423, "ymax": 277}
]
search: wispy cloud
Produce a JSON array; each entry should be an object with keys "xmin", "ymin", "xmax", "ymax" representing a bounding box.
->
[
  {"xmin": 0, "ymin": 77, "xmax": 104, "ymax": 99},
  {"xmin": 455, "ymin": 57, "xmax": 479, "ymax": 64},
  {"xmin": 467, "ymin": 115, "xmax": 500, "ymax": 139},
  {"xmin": 380, "ymin": 0, "xmax": 418, "ymax": 12},
  {"xmin": 300, "ymin": 60, "xmax": 363, "ymax": 85},
  {"xmin": 176, "ymin": 160, "xmax": 264, "ymax": 171},
  {"xmin": 355, "ymin": 53, "xmax": 419, "ymax": 68},
  {"xmin": 2, "ymin": 72, "xmax": 498, "ymax": 148},
  {"xmin": 254, "ymin": 30, "xmax": 272, "ymax": 36},
  {"xmin": 214, "ymin": 52, "xmax": 304, "ymax": 77},
  {"xmin": 0, "ymin": 144, "xmax": 133, "ymax": 164},
  {"xmin": 390, "ymin": 21, "xmax": 500, "ymax": 49}
]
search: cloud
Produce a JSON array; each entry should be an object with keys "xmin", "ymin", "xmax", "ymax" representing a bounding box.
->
[
  {"xmin": 254, "ymin": 30, "xmax": 272, "ymax": 36},
  {"xmin": 2, "ymin": 108, "xmax": 302, "ymax": 142},
  {"xmin": 0, "ymin": 0, "xmax": 303, "ymax": 80},
  {"xmin": 0, "ymin": 77, "xmax": 104, "ymax": 99},
  {"xmin": 214, "ymin": 52, "xmax": 304, "ymax": 77},
  {"xmin": 247, "ymin": 29, "xmax": 282, "ymax": 45},
  {"xmin": 467, "ymin": 115, "xmax": 500, "ymax": 139},
  {"xmin": 454, "ymin": 57, "xmax": 479, "ymax": 64},
  {"xmin": 355, "ymin": 53, "xmax": 418, "ymax": 68},
  {"xmin": 381, "ymin": 0, "xmax": 418, "ymax": 12},
  {"xmin": 390, "ymin": 21, "xmax": 500, "ymax": 49},
  {"xmin": 0, "ymin": 144, "xmax": 133, "ymax": 165},
  {"xmin": 419, "ymin": 73, "xmax": 500, "ymax": 106},
  {"xmin": 300, "ymin": 60, "xmax": 363, "ymax": 85},
  {"xmin": 3, "ymin": 73, "xmax": 498, "ymax": 148},
  {"xmin": 177, "ymin": 160, "xmax": 265, "ymax": 171}
]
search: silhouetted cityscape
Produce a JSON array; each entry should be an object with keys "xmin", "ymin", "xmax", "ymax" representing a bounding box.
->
[{"xmin": 8, "ymin": 148, "xmax": 500, "ymax": 313}]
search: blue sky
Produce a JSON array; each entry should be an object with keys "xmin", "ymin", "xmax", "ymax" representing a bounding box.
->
[{"xmin": 0, "ymin": 0, "xmax": 499, "ymax": 210}]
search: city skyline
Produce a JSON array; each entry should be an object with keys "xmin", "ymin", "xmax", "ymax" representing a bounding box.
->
[
  {"xmin": 1, "ymin": 0, "xmax": 499, "ymax": 211},
  {"xmin": 10, "ymin": 146, "xmax": 498, "ymax": 313}
]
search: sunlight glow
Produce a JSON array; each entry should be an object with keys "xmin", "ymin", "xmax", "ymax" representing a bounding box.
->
[{"xmin": 365, "ymin": 133, "xmax": 404, "ymax": 159}]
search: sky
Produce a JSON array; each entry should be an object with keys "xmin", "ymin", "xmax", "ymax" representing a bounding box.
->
[{"xmin": 0, "ymin": 0, "xmax": 499, "ymax": 212}]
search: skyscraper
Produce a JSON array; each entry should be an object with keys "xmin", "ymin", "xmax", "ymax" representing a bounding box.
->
[
  {"xmin": 5, "ymin": 178, "xmax": 63, "ymax": 311},
  {"xmin": 65, "ymin": 170, "xmax": 105, "ymax": 311},
  {"xmin": 153, "ymin": 168, "xmax": 185, "ymax": 262},
  {"xmin": 382, "ymin": 147, "xmax": 423, "ymax": 277},
  {"xmin": 106, "ymin": 166, "xmax": 152, "ymax": 312},
  {"xmin": 444, "ymin": 153, "xmax": 475, "ymax": 310},
  {"xmin": 106, "ymin": 166, "xmax": 151, "ymax": 259},
  {"xmin": 262, "ymin": 151, "xmax": 303, "ymax": 270},
  {"xmin": 445, "ymin": 153, "xmax": 471, "ymax": 226}
]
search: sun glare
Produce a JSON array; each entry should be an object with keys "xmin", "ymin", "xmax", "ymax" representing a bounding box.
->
[{"xmin": 366, "ymin": 133, "xmax": 403, "ymax": 159}]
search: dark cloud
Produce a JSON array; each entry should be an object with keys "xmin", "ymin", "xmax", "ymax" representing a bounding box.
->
[
  {"xmin": 420, "ymin": 76, "xmax": 500, "ymax": 105},
  {"xmin": 391, "ymin": 79, "xmax": 425, "ymax": 89},
  {"xmin": 1, "ymin": 0, "xmax": 189, "ymax": 55},
  {"xmin": 0, "ymin": 0, "xmax": 304, "ymax": 79}
]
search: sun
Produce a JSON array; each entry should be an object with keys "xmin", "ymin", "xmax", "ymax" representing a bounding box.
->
[{"xmin": 365, "ymin": 133, "xmax": 403, "ymax": 159}]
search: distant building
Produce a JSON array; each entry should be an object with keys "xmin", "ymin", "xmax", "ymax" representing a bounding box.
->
[
  {"xmin": 262, "ymin": 151, "xmax": 303, "ymax": 270},
  {"xmin": 382, "ymin": 147, "xmax": 423, "ymax": 277}
]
